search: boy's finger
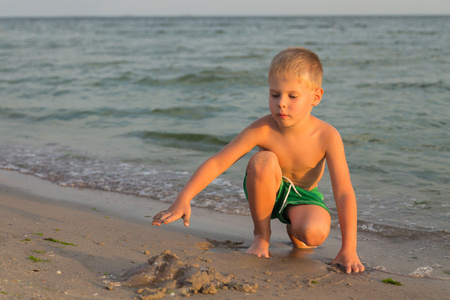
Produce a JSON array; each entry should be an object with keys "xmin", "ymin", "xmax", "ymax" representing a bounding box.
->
[
  {"xmin": 152, "ymin": 211, "xmax": 172, "ymax": 225},
  {"xmin": 163, "ymin": 213, "xmax": 182, "ymax": 224},
  {"xmin": 152, "ymin": 210, "xmax": 168, "ymax": 221},
  {"xmin": 152, "ymin": 212, "xmax": 161, "ymax": 221},
  {"xmin": 182, "ymin": 214, "xmax": 190, "ymax": 227},
  {"xmin": 152, "ymin": 217, "xmax": 165, "ymax": 226}
]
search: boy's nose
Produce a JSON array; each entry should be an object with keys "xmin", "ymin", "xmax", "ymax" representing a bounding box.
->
[{"xmin": 278, "ymin": 96, "xmax": 288, "ymax": 108}]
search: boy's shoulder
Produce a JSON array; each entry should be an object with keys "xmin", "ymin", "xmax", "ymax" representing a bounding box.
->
[
  {"xmin": 313, "ymin": 116, "xmax": 340, "ymax": 134},
  {"xmin": 310, "ymin": 117, "xmax": 347, "ymax": 157},
  {"xmin": 245, "ymin": 115, "xmax": 276, "ymax": 130},
  {"xmin": 312, "ymin": 116, "xmax": 342, "ymax": 143}
]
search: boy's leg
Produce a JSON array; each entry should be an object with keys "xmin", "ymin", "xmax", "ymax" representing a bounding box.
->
[
  {"xmin": 246, "ymin": 151, "xmax": 282, "ymax": 258},
  {"xmin": 285, "ymin": 205, "xmax": 331, "ymax": 248}
]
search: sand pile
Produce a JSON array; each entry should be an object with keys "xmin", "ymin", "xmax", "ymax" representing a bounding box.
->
[{"xmin": 111, "ymin": 250, "xmax": 258, "ymax": 299}]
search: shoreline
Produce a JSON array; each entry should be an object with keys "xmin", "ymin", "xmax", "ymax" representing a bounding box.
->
[{"xmin": 0, "ymin": 169, "xmax": 448, "ymax": 299}]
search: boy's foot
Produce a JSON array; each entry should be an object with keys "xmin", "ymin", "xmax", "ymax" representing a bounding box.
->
[
  {"xmin": 286, "ymin": 224, "xmax": 317, "ymax": 249},
  {"xmin": 246, "ymin": 236, "xmax": 270, "ymax": 258}
]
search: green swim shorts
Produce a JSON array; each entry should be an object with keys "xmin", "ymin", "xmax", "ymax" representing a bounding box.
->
[{"xmin": 243, "ymin": 173, "xmax": 330, "ymax": 224}]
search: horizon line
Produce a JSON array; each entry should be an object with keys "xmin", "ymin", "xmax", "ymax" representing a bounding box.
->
[{"xmin": 1, "ymin": 13, "xmax": 449, "ymax": 19}]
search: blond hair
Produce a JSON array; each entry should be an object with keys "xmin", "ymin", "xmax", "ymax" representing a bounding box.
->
[{"xmin": 268, "ymin": 47, "xmax": 323, "ymax": 89}]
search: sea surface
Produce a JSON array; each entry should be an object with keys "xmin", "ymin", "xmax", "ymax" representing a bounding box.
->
[{"xmin": 0, "ymin": 16, "xmax": 449, "ymax": 238}]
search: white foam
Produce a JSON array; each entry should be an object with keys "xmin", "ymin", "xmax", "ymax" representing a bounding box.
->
[
  {"xmin": 409, "ymin": 266, "xmax": 433, "ymax": 278},
  {"xmin": 373, "ymin": 266, "xmax": 389, "ymax": 272}
]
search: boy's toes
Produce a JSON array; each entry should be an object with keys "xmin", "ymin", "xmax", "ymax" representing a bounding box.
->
[{"xmin": 246, "ymin": 247, "xmax": 270, "ymax": 258}]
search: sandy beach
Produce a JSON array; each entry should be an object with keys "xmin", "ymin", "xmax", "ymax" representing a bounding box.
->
[{"xmin": 0, "ymin": 169, "xmax": 448, "ymax": 299}]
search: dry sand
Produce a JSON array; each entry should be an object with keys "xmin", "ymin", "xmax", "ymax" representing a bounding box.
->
[{"xmin": 0, "ymin": 170, "xmax": 448, "ymax": 299}]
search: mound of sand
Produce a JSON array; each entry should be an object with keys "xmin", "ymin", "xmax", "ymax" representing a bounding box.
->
[{"xmin": 114, "ymin": 250, "xmax": 258, "ymax": 299}]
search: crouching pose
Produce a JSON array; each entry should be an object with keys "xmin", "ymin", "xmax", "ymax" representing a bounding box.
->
[{"xmin": 153, "ymin": 47, "xmax": 364, "ymax": 274}]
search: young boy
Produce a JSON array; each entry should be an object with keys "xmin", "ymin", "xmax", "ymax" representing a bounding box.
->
[{"xmin": 153, "ymin": 47, "xmax": 364, "ymax": 273}]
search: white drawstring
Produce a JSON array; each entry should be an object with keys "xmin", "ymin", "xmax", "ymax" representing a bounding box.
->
[{"xmin": 279, "ymin": 176, "xmax": 302, "ymax": 214}]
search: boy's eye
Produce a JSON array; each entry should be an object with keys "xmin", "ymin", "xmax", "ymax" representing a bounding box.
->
[
  {"xmin": 271, "ymin": 94, "xmax": 280, "ymax": 98},
  {"xmin": 289, "ymin": 95, "xmax": 298, "ymax": 99}
]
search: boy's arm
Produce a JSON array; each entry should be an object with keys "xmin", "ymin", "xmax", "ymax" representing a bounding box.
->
[
  {"xmin": 325, "ymin": 128, "xmax": 364, "ymax": 273},
  {"xmin": 152, "ymin": 122, "xmax": 265, "ymax": 227}
]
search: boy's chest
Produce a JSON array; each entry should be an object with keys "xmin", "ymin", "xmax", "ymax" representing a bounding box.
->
[{"xmin": 262, "ymin": 134, "xmax": 325, "ymax": 171}]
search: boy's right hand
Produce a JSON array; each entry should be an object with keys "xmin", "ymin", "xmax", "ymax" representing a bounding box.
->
[{"xmin": 152, "ymin": 202, "xmax": 191, "ymax": 227}]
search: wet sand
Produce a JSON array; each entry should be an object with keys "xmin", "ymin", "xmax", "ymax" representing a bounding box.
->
[{"xmin": 0, "ymin": 170, "xmax": 448, "ymax": 299}]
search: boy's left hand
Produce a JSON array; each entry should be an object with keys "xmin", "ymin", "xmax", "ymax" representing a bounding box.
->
[{"xmin": 332, "ymin": 248, "xmax": 365, "ymax": 274}]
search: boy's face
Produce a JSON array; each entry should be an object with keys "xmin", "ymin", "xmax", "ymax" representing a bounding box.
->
[{"xmin": 268, "ymin": 74, "xmax": 323, "ymax": 128}]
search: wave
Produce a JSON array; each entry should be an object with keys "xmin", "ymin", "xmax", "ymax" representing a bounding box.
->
[
  {"xmin": 151, "ymin": 106, "xmax": 225, "ymax": 119},
  {"xmin": 0, "ymin": 107, "xmax": 28, "ymax": 119},
  {"xmin": 83, "ymin": 60, "xmax": 129, "ymax": 67},
  {"xmin": 0, "ymin": 75, "xmax": 76, "ymax": 86},
  {"xmin": 83, "ymin": 69, "xmax": 264, "ymax": 88},
  {"xmin": 342, "ymin": 132, "xmax": 389, "ymax": 146},
  {"xmin": 353, "ymin": 220, "xmax": 450, "ymax": 240},
  {"xmin": 172, "ymin": 72, "xmax": 224, "ymax": 84},
  {"xmin": 388, "ymin": 29, "xmax": 439, "ymax": 36},
  {"xmin": 0, "ymin": 107, "xmax": 142, "ymax": 122},
  {"xmin": 0, "ymin": 106, "xmax": 225, "ymax": 122},
  {"xmin": 223, "ymin": 53, "xmax": 265, "ymax": 60},
  {"xmin": 166, "ymin": 69, "xmax": 263, "ymax": 87},
  {"xmin": 0, "ymin": 144, "xmax": 248, "ymax": 214},
  {"xmin": 121, "ymin": 131, "xmax": 234, "ymax": 151},
  {"xmin": 355, "ymin": 80, "xmax": 450, "ymax": 91}
]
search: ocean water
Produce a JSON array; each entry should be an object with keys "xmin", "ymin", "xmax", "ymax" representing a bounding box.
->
[{"xmin": 0, "ymin": 16, "xmax": 449, "ymax": 238}]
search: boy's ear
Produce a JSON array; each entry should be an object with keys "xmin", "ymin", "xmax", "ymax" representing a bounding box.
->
[{"xmin": 312, "ymin": 87, "xmax": 323, "ymax": 106}]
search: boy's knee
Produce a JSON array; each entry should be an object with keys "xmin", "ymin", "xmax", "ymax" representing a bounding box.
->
[
  {"xmin": 291, "ymin": 224, "xmax": 329, "ymax": 247},
  {"xmin": 247, "ymin": 151, "xmax": 280, "ymax": 175}
]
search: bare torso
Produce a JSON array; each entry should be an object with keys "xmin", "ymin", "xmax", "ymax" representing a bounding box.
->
[{"xmin": 256, "ymin": 115, "xmax": 329, "ymax": 190}]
